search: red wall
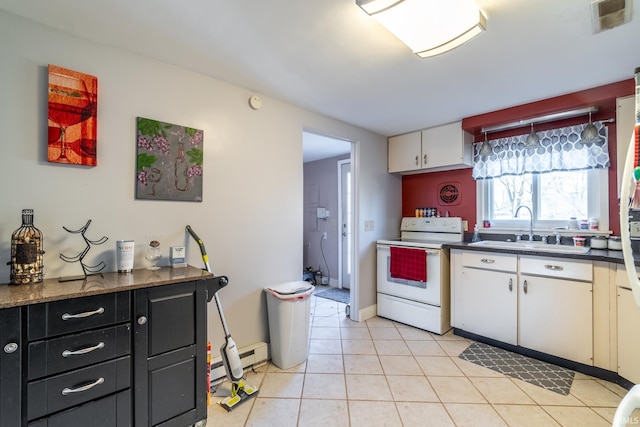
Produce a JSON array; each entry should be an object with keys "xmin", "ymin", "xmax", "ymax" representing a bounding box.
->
[
  {"xmin": 402, "ymin": 168, "xmax": 476, "ymax": 226},
  {"xmin": 401, "ymin": 79, "xmax": 634, "ymax": 235}
]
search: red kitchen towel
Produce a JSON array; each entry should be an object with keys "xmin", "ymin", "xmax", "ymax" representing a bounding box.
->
[{"xmin": 390, "ymin": 246, "xmax": 427, "ymax": 282}]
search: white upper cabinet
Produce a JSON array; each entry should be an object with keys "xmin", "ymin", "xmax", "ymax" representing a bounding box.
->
[
  {"xmin": 388, "ymin": 131, "xmax": 422, "ymax": 173},
  {"xmin": 617, "ymin": 95, "xmax": 634, "ymax": 196},
  {"xmin": 388, "ymin": 121, "xmax": 473, "ymax": 174}
]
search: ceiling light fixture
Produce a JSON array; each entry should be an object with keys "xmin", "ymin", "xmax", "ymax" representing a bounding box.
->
[
  {"xmin": 525, "ymin": 123, "xmax": 541, "ymax": 148},
  {"xmin": 478, "ymin": 132, "xmax": 492, "ymax": 157},
  {"xmin": 580, "ymin": 111, "xmax": 600, "ymax": 143},
  {"xmin": 356, "ymin": 0, "xmax": 486, "ymax": 58}
]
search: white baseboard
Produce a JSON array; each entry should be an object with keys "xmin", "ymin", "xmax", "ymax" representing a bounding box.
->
[
  {"xmin": 359, "ymin": 303, "xmax": 377, "ymax": 322},
  {"xmin": 210, "ymin": 341, "xmax": 268, "ymax": 384}
]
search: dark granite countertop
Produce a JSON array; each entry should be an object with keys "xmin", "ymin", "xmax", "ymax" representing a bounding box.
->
[
  {"xmin": 0, "ymin": 265, "xmax": 213, "ymax": 309},
  {"xmin": 443, "ymin": 242, "xmax": 640, "ymax": 266}
]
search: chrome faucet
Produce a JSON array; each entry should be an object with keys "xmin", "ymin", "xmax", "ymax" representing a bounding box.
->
[{"xmin": 515, "ymin": 205, "xmax": 534, "ymax": 241}]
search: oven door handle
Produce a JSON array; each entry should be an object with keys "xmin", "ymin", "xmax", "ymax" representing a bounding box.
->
[{"xmin": 377, "ymin": 245, "xmax": 440, "ymax": 255}]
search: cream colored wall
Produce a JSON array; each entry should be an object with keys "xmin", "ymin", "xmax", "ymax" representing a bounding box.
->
[{"xmin": 0, "ymin": 12, "xmax": 401, "ymax": 346}]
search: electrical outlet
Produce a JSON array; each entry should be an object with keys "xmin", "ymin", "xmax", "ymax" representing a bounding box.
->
[
  {"xmin": 462, "ymin": 220, "xmax": 468, "ymax": 232},
  {"xmin": 631, "ymin": 221, "xmax": 640, "ymax": 238},
  {"xmin": 322, "ymin": 232, "xmax": 327, "ymax": 240}
]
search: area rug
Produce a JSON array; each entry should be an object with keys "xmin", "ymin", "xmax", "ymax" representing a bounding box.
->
[
  {"xmin": 315, "ymin": 287, "xmax": 350, "ymax": 304},
  {"xmin": 459, "ymin": 342, "xmax": 575, "ymax": 395}
]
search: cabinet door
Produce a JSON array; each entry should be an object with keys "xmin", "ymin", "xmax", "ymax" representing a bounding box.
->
[
  {"xmin": 421, "ymin": 122, "xmax": 472, "ymax": 170},
  {"xmin": 1, "ymin": 307, "xmax": 22, "ymax": 427},
  {"xmin": 461, "ymin": 267, "xmax": 517, "ymax": 345},
  {"xmin": 134, "ymin": 281, "xmax": 207, "ymax": 427},
  {"xmin": 618, "ymin": 287, "xmax": 640, "ymax": 383},
  {"xmin": 388, "ymin": 132, "xmax": 421, "ymax": 173},
  {"xmin": 519, "ymin": 275, "xmax": 593, "ymax": 365}
]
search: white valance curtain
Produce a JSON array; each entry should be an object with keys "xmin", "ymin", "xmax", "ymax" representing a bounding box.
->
[{"xmin": 472, "ymin": 122, "xmax": 609, "ymax": 180}]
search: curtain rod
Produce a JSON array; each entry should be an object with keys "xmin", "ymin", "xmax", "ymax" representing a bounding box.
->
[{"xmin": 481, "ymin": 107, "xmax": 599, "ymax": 134}]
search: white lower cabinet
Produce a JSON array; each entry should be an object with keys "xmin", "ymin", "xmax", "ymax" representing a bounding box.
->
[
  {"xmin": 461, "ymin": 252, "xmax": 517, "ymax": 345},
  {"xmin": 617, "ymin": 287, "xmax": 640, "ymax": 383},
  {"xmin": 519, "ymin": 274, "xmax": 593, "ymax": 365},
  {"xmin": 461, "ymin": 268, "xmax": 517, "ymax": 345},
  {"xmin": 616, "ymin": 263, "xmax": 640, "ymax": 383},
  {"xmin": 454, "ymin": 250, "xmax": 594, "ymax": 366}
]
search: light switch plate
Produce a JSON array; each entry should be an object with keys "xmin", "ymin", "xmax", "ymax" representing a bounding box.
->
[{"xmin": 462, "ymin": 220, "xmax": 468, "ymax": 232}]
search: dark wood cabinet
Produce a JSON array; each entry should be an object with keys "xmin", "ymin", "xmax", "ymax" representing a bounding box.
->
[
  {"xmin": 0, "ymin": 306, "xmax": 23, "ymax": 427},
  {"xmin": 0, "ymin": 267, "xmax": 213, "ymax": 427},
  {"xmin": 133, "ymin": 281, "xmax": 208, "ymax": 427},
  {"xmin": 25, "ymin": 292, "xmax": 132, "ymax": 426}
]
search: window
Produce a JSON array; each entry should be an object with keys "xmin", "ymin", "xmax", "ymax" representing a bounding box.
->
[
  {"xmin": 474, "ymin": 121, "xmax": 610, "ymax": 231},
  {"xmin": 479, "ymin": 169, "xmax": 608, "ymax": 229}
]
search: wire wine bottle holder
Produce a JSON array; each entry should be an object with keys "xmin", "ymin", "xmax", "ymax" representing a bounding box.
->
[{"xmin": 59, "ymin": 219, "xmax": 108, "ymax": 282}]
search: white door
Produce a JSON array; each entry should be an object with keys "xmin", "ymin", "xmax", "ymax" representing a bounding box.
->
[{"xmin": 339, "ymin": 160, "xmax": 351, "ymax": 289}]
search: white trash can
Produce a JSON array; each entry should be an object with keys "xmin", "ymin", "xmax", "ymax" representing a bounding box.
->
[{"xmin": 265, "ymin": 281, "xmax": 315, "ymax": 369}]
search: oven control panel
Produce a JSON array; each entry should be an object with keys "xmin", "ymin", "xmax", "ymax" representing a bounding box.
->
[{"xmin": 400, "ymin": 217, "xmax": 462, "ymax": 233}]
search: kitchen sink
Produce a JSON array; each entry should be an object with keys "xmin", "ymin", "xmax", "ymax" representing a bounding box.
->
[{"xmin": 468, "ymin": 240, "xmax": 590, "ymax": 254}]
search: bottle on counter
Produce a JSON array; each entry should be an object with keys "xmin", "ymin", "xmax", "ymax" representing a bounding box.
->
[
  {"xmin": 472, "ymin": 224, "xmax": 482, "ymax": 242},
  {"xmin": 9, "ymin": 209, "xmax": 44, "ymax": 285}
]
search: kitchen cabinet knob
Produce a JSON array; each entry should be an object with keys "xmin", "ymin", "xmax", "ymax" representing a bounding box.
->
[
  {"xmin": 423, "ymin": 154, "xmax": 427, "ymax": 165},
  {"xmin": 415, "ymin": 155, "xmax": 419, "ymax": 166},
  {"xmin": 3, "ymin": 342, "xmax": 18, "ymax": 354},
  {"xmin": 137, "ymin": 316, "xmax": 147, "ymax": 325},
  {"xmin": 523, "ymin": 280, "xmax": 528, "ymax": 294},
  {"xmin": 508, "ymin": 278, "xmax": 513, "ymax": 292}
]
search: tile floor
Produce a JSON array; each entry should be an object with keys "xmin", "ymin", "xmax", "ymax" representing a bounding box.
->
[{"xmin": 206, "ymin": 287, "xmax": 631, "ymax": 426}]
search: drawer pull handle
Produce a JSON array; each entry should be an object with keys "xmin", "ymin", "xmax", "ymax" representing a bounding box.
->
[
  {"xmin": 62, "ymin": 307, "xmax": 105, "ymax": 321},
  {"xmin": 544, "ymin": 265, "xmax": 563, "ymax": 271},
  {"xmin": 481, "ymin": 259, "xmax": 495, "ymax": 263},
  {"xmin": 508, "ymin": 278, "xmax": 513, "ymax": 292},
  {"xmin": 61, "ymin": 377, "xmax": 104, "ymax": 396},
  {"xmin": 62, "ymin": 342, "xmax": 105, "ymax": 358},
  {"xmin": 523, "ymin": 280, "xmax": 528, "ymax": 294}
]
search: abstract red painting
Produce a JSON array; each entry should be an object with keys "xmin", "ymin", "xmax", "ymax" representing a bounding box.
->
[{"xmin": 47, "ymin": 65, "xmax": 98, "ymax": 166}]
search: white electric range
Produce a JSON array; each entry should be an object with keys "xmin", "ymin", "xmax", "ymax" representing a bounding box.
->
[{"xmin": 376, "ymin": 217, "xmax": 463, "ymax": 334}]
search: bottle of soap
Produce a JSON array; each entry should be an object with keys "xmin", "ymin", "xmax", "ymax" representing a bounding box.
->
[{"xmin": 472, "ymin": 224, "xmax": 482, "ymax": 242}]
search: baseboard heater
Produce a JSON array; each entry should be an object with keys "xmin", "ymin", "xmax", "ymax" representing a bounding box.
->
[{"xmin": 210, "ymin": 341, "xmax": 269, "ymax": 385}]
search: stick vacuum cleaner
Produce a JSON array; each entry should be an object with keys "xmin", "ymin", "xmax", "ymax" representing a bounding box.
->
[{"xmin": 186, "ymin": 225, "xmax": 259, "ymax": 411}]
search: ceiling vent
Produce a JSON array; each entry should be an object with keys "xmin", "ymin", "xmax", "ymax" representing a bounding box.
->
[{"xmin": 591, "ymin": 0, "xmax": 633, "ymax": 33}]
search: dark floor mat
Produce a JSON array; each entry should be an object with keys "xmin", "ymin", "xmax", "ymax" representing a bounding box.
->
[
  {"xmin": 315, "ymin": 287, "xmax": 349, "ymax": 304},
  {"xmin": 459, "ymin": 342, "xmax": 575, "ymax": 395}
]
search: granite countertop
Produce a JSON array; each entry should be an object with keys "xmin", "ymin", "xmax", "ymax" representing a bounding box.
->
[
  {"xmin": 0, "ymin": 265, "xmax": 213, "ymax": 309},
  {"xmin": 443, "ymin": 241, "xmax": 640, "ymax": 266}
]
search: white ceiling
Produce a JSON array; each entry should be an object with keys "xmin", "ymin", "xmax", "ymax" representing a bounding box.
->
[{"xmin": 1, "ymin": 0, "xmax": 639, "ymax": 150}]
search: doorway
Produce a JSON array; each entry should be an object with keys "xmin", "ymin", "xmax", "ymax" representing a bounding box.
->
[
  {"xmin": 302, "ymin": 130, "xmax": 354, "ymax": 306},
  {"xmin": 338, "ymin": 159, "xmax": 351, "ymax": 289}
]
